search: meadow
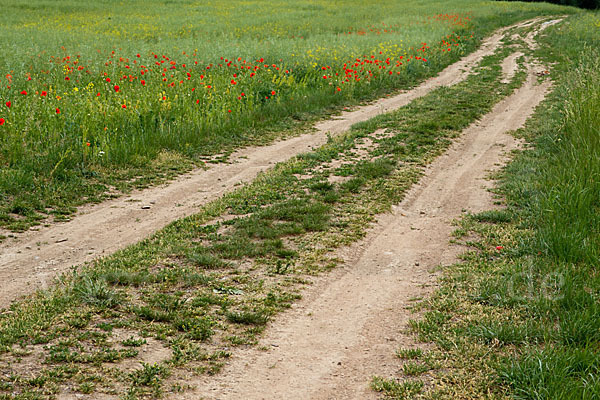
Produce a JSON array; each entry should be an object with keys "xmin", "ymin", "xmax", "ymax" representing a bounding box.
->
[{"xmin": 0, "ymin": 0, "xmax": 563, "ymax": 232}]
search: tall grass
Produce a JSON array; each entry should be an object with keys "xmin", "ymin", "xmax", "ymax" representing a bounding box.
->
[
  {"xmin": 536, "ymin": 48, "xmax": 600, "ymax": 265},
  {"xmin": 494, "ymin": 14, "xmax": 600, "ymax": 398}
]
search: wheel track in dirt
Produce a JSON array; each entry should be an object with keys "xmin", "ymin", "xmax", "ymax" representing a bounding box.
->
[
  {"xmin": 0, "ymin": 19, "xmax": 541, "ymax": 309},
  {"xmin": 175, "ymin": 19, "xmax": 558, "ymax": 400}
]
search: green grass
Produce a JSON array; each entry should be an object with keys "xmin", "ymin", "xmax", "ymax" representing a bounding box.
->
[
  {"xmin": 388, "ymin": 10, "xmax": 600, "ymax": 400},
  {"xmin": 0, "ymin": 0, "xmax": 572, "ymax": 232},
  {"xmin": 0, "ymin": 33, "xmax": 527, "ymax": 398}
]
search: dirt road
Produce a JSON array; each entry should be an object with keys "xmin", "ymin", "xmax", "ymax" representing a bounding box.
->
[{"xmin": 0, "ymin": 19, "xmax": 536, "ymax": 309}]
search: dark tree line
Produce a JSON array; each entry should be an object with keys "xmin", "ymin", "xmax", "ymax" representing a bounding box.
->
[{"xmin": 499, "ymin": 0, "xmax": 598, "ymax": 9}]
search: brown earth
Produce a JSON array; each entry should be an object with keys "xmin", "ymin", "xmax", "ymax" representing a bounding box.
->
[{"xmin": 0, "ymin": 18, "xmax": 541, "ymax": 309}]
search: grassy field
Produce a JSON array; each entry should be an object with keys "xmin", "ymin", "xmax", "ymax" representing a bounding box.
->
[
  {"xmin": 1, "ymin": 1, "xmax": 599, "ymax": 399},
  {"xmin": 0, "ymin": 0, "xmax": 565, "ymax": 232}
]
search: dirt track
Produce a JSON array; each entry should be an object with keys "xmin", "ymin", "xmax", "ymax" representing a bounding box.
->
[
  {"xmin": 0, "ymin": 19, "xmax": 539, "ymax": 309},
  {"xmin": 174, "ymin": 21, "xmax": 556, "ymax": 400}
]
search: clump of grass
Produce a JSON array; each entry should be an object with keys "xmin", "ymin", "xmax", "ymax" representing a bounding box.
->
[
  {"xmin": 371, "ymin": 376, "xmax": 424, "ymax": 399},
  {"xmin": 73, "ymin": 275, "xmax": 122, "ymax": 309}
]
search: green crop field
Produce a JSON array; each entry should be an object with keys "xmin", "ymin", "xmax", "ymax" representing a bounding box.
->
[
  {"xmin": 0, "ymin": 0, "xmax": 565, "ymax": 232},
  {"xmin": 1, "ymin": 1, "xmax": 599, "ymax": 399}
]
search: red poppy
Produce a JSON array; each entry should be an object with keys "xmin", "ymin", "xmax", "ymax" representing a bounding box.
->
[
  {"xmin": 122, "ymin": 104, "xmax": 127, "ymax": 109},
  {"xmin": 106, "ymin": 78, "xmax": 111, "ymax": 82},
  {"xmin": 271, "ymin": 90, "xmax": 276, "ymax": 95},
  {"xmin": 0, "ymin": 118, "xmax": 4, "ymax": 125},
  {"xmin": 141, "ymin": 80, "xmax": 145, "ymax": 86},
  {"xmin": 114, "ymin": 85, "xmax": 120, "ymax": 92},
  {"xmin": 86, "ymin": 142, "xmax": 90, "ymax": 146},
  {"xmin": 65, "ymin": 76, "xmax": 70, "ymax": 81},
  {"xmin": 228, "ymin": 109, "xmax": 231, "ymax": 113},
  {"xmin": 56, "ymin": 108, "xmax": 60, "ymax": 114},
  {"xmin": 97, "ymin": 93, "xmax": 101, "ymax": 96},
  {"xmin": 5, "ymin": 101, "xmax": 10, "ymax": 108},
  {"xmin": 20, "ymin": 90, "xmax": 27, "ymax": 95},
  {"xmin": 41, "ymin": 91, "xmax": 47, "ymax": 97}
]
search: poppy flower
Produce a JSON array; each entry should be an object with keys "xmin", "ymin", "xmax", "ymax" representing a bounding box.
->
[
  {"xmin": 114, "ymin": 85, "xmax": 120, "ymax": 92},
  {"xmin": 122, "ymin": 104, "xmax": 127, "ymax": 109},
  {"xmin": 86, "ymin": 142, "xmax": 90, "ymax": 146},
  {"xmin": 65, "ymin": 76, "xmax": 70, "ymax": 81},
  {"xmin": 0, "ymin": 118, "xmax": 4, "ymax": 125},
  {"xmin": 56, "ymin": 108, "xmax": 60, "ymax": 114},
  {"xmin": 271, "ymin": 90, "xmax": 276, "ymax": 95},
  {"xmin": 141, "ymin": 80, "xmax": 145, "ymax": 86},
  {"xmin": 20, "ymin": 90, "xmax": 27, "ymax": 95},
  {"xmin": 5, "ymin": 101, "xmax": 10, "ymax": 108},
  {"xmin": 41, "ymin": 91, "xmax": 47, "ymax": 97},
  {"xmin": 106, "ymin": 78, "xmax": 111, "ymax": 82}
]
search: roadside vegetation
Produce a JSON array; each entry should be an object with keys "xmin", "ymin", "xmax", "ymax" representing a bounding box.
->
[
  {"xmin": 0, "ymin": 30, "xmax": 530, "ymax": 398},
  {"xmin": 372, "ymin": 11, "xmax": 600, "ymax": 400},
  {"xmin": 0, "ymin": 0, "xmax": 567, "ymax": 233}
]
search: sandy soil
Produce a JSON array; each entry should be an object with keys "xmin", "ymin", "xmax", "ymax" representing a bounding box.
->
[
  {"xmin": 0, "ymin": 19, "xmax": 537, "ymax": 309},
  {"xmin": 173, "ymin": 26, "xmax": 556, "ymax": 400}
]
